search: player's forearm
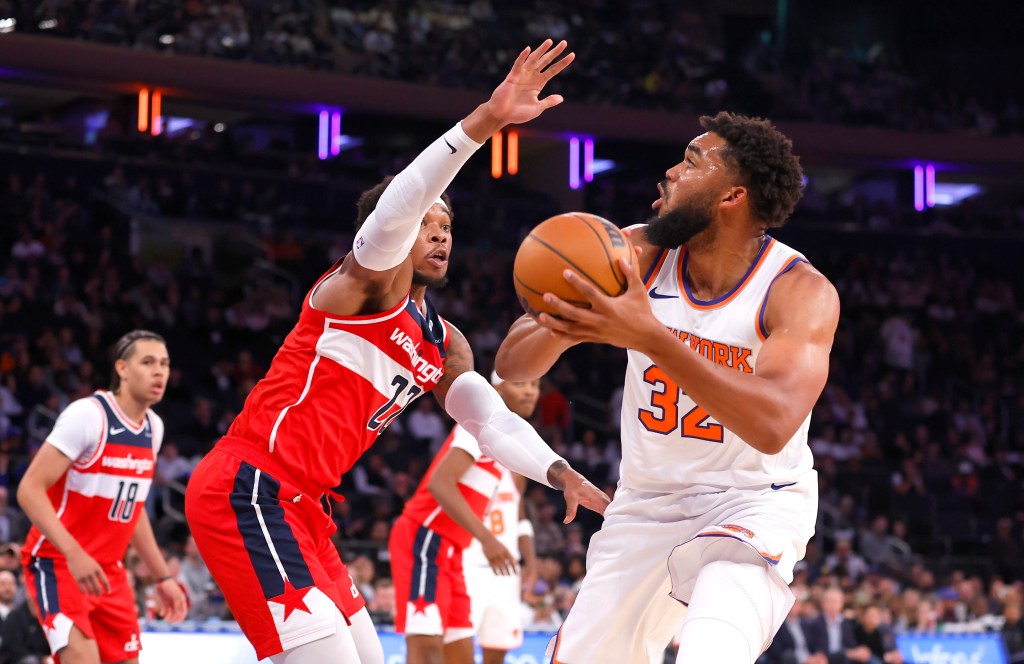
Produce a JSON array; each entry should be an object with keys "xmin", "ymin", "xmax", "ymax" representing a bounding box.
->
[
  {"xmin": 17, "ymin": 482, "xmax": 83, "ymax": 557},
  {"xmin": 495, "ymin": 315, "xmax": 577, "ymax": 381},
  {"xmin": 641, "ymin": 327, "xmax": 798, "ymax": 454},
  {"xmin": 130, "ymin": 512, "xmax": 171, "ymax": 578},
  {"xmin": 427, "ymin": 480, "xmax": 494, "ymax": 544}
]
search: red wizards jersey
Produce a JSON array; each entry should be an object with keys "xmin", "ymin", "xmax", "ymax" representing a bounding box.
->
[
  {"xmin": 401, "ymin": 425, "xmax": 503, "ymax": 549},
  {"xmin": 224, "ymin": 261, "xmax": 450, "ymax": 495},
  {"xmin": 25, "ymin": 391, "xmax": 163, "ymax": 564}
]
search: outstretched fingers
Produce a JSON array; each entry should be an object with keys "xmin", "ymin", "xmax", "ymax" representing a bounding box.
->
[{"xmin": 534, "ymin": 39, "xmax": 569, "ymax": 71}]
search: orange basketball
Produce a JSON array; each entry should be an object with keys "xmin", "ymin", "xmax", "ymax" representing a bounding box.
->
[{"xmin": 513, "ymin": 212, "xmax": 634, "ymax": 317}]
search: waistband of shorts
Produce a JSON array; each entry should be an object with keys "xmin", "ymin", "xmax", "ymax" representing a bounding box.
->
[{"xmin": 215, "ymin": 436, "xmax": 322, "ymax": 496}]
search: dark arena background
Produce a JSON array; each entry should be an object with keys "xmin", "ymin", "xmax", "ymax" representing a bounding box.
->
[{"xmin": 0, "ymin": 1, "xmax": 1023, "ymax": 662}]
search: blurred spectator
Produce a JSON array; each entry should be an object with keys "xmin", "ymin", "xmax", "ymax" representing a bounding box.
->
[
  {"xmin": 0, "ymin": 571, "xmax": 16, "ymax": 622},
  {"xmin": 0, "ymin": 598, "xmax": 52, "ymax": 664},
  {"xmin": 366, "ymin": 578, "xmax": 395, "ymax": 626},
  {"xmin": 805, "ymin": 587, "xmax": 872, "ymax": 663},
  {"xmin": 760, "ymin": 587, "xmax": 825, "ymax": 664},
  {"xmin": 853, "ymin": 605, "xmax": 902, "ymax": 664}
]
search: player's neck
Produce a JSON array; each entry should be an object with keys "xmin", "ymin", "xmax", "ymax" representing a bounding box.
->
[
  {"xmin": 410, "ymin": 285, "xmax": 428, "ymax": 312},
  {"xmin": 113, "ymin": 390, "xmax": 149, "ymax": 424},
  {"xmin": 684, "ymin": 228, "xmax": 767, "ymax": 302}
]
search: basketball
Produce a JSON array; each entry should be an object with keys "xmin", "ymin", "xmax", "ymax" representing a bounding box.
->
[{"xmin": 513, "ymin": 212, "xmax": 635, "ymax": 317}]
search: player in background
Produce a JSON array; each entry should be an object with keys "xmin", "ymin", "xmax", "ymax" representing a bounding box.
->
[
  {"xmin": 18, "ymin": 330, "xmax": 188, "ymax": 664},
  {"xmin": 185, "ymin": 40, "xmax": 608, "ymax": 664},
  {"xmin": 496, "ymin": 112, "xmax": 840, "ymax": 663},
  {"xmin": 390, "ymin": 371, "xmax": 540, "ymax": 664},
  {"xmin": 462, "ymin": 372, "xmax": 540, "ymax": 664}
]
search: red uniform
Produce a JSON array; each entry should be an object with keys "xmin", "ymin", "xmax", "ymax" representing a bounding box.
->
[
  {"xmin": 389, "ymin": 425, "xmax": 503, "ymax": 637},
  {"xmin": 23, "ymin": 391, "xmax": 162, "ymax": 662},
  {"xmin": 185, "ymin": 261, "xmax": 451, "ymax": 659}
]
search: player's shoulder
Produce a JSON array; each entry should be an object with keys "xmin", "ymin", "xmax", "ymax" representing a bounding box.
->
[
  {"xmin": 768, "ymin": 261, "xmax": 840, "ymax": 326},
  {"xmin": 147, "ymin": 408, "xmax": 165, "ymax": 429},
  {"xmin": 623, "ymin": 224, "xmax": 663, "ymax": 276},
  {"xmin": 60, "ymin": 394, "xmax": 105, "ymax": 420}
]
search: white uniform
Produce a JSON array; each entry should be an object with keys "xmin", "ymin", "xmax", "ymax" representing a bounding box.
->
[
  {"xmin": 551, "ymin": 237, "xmax": 819, "ymax": 664},
  {"xmin": 463, "ymin": 467, "xmax": 525, "ymax": 650}
]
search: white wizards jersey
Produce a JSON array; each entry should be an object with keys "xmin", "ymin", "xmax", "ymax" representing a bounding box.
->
[
  {"xmin": 621, "ymin": 236, "xmax": 814, "ymax": 493},
  {"xmin": 463, "ymin": 466, "xmax": 521, "ymax": 566}
]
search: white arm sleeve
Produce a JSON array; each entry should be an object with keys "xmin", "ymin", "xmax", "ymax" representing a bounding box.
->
[
  {"xmin": 353, "ymin": 121, "xmax": 484, "ymax": 271},
  {"xmin": 444, "ymin": 372, "xmax": 563, "ymax": 488}
]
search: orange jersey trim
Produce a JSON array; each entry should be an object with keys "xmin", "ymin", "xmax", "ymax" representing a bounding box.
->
[{"xmin": 643, "ymin": 249, "xmax": 668, "ymax": 289}]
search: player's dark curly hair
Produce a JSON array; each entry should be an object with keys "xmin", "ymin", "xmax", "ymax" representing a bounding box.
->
[
  {"xmin": 354, "ymin": 176, "xmax": 454, "ymax": 231},
  {"xmin": 699, "ymin": 112, "xmax": 803, "ymax": 228}
]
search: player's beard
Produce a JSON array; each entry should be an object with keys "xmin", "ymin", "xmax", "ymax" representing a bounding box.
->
[
  {"xmin": 413, "ymin": 270, "xmax": 449, "ymax": 289},
  {"xmin": 645, "ymin": 189, "xmax": 717, "ymax": 249}
]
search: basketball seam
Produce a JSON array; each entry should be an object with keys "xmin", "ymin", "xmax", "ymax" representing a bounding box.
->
[
  {"xmin": 569, "ymin": 213, "xmax": 630, "ymax": 291},
  {"xmin": 513, "ymin": 273, "xmax": 591, "ymax": 307},
  {"xmin": 570, "ymin": 213, "xmax": 628, "ymax": 291},
  {"xmin": 521, "ymin": 234, "xmax": 614, "ymax": 296}
]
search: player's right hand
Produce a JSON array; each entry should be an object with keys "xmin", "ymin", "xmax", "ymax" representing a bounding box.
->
[
  {"xmin": 483, "ymin": 535, "xmax": 518, "ymax": 577},
  {"xmin": 67, "ymin": 547, "xmax": 110, "ymax": 596}
]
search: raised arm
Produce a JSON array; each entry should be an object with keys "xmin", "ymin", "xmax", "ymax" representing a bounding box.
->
[
  {"xmin": 315, "ymin": 40, "xmax": 576, "ymax": 317},
  {"xmin": 434, "ymin": 324, "xmax": 609, "ymax": 520}
]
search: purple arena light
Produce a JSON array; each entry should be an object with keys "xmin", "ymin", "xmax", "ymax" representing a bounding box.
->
[
  {"xmin": 913, "ymin": 165, "xmax": 924, "ymax": 212},
  {"xmin": 584, "ymin": 138, "xmax": 594, "ymax": 183},
  {"xmin": 318, "ymin": 111, "xmax": 329, "ymax": 160},
  {"xmin": 569, "ymin": 137, "xmax": 580, "ymax": 190}
]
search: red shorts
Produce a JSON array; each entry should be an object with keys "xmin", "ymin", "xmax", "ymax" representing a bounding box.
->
[
  {"xmin": 389, "ymin": 514, "xmax": 471, "ymax": 637},
  {"xmin": 185, "ymin": 445, "xmax": 366, "ymax": 660},
  {"xmin": 22, "ymin": 555, "xmax": 142, "ymax": 662}
]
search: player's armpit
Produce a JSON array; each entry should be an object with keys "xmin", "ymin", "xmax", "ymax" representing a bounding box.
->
[{"xmin": 432, "ymin": 322, "xmax": 475, "ymax": 406}]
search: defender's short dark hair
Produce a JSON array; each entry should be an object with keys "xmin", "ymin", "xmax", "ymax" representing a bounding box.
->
[
  {"xmin": 699, "ymin": 112, "xmax": 803, "ymax": 228},
  {"xmin": 354, "ymin": 176, "xmax": 453, "ymax": 231},
  {"xmin": 110, "ymin": 330, "xmax": 165, "ymax": 392}
]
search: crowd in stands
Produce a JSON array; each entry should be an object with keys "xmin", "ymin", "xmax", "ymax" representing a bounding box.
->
[{"xmin": 3, "ymin": 0, "xmax": 1021, "ymax": 135}]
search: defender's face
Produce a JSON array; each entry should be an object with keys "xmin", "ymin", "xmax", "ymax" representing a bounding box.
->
[{"xmin": 410, "ymin": 203, "xmax": 452, "ymax": 288}]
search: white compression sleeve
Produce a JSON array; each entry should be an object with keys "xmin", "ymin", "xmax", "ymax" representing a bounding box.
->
[
  {"xmin": 352, "ymin": 122, "xmax": 483, "ymax": 271},
  {"xmin": 444, "ymin": 371, "xmax": 563, "ymax": 488}
]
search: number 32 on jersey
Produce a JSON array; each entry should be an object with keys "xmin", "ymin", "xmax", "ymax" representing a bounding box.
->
[{"xmin": 638, "ymin": 365, "xmax": 723, "ymax": 443}]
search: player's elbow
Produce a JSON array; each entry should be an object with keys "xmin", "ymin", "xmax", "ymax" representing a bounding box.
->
[{"xmin": 752, "ymin": 421, "xmax": 803, "ymax": 455}]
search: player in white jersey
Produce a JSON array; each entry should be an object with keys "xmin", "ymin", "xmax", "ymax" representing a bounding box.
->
[
  {"xmin": 461, "ymin": 373, "xmax": 539, "ymax": 664},
  {"xmin": 496, "ymin": 112, "xmax": 840, "ymax": 664}
]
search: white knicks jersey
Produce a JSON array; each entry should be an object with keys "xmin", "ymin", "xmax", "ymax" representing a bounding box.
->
[
  {"xmin": 463, "ymin": 467, "xmax": 521, "ymax": 567},
  {"xmin": 621, "ymin": 236, "xmax": 814, "ymax": 493}
]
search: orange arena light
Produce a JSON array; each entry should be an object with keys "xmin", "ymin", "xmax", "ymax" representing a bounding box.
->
[
  {"xmin": 507, "ymin": 130, "xmax": 519, "ymax": 175},
  {"xmin": 491, "ymin": 132, "xmax": 503, "ymax": 179},
  {"xmin": 137, "ymin": 89, "xmax": 149, "ymax": 133},
  {"xmin": 151, "ymin": 90, "xmax": 162, "ymax": 136}
]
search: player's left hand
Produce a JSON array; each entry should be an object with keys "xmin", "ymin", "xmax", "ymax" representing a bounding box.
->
[
  {"xmin": 536, "ymin": 255, "xmax": 664, "ymax": 353},
  {"xmin": 561, "ymin": 469, "xmax": 610, "ymax": 524},
  {"xmin": 485, "ymin": 39, "xmax": 574, "ymax": 126},
  {"xmin": 154, "ymin": 577, "xmax": 189, "ymax": 623}
]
